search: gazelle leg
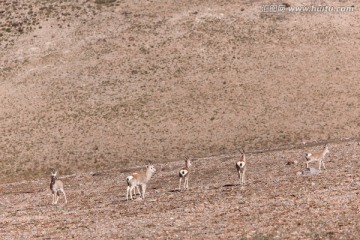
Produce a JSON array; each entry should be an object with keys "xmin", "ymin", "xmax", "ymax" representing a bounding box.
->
[
  {"xmin": 62, "ymin": 190, "xmax": 68, "ymax": 204},
  {"xmin": 142, "ymin": 184, "xmax": 147, "ymax": 199},
  {"xmin": 137, "ymin": 186, "xmax": 141, "ymax": 197},
  {"xmin": 129, "ymin": 186, "xmax": 134, "ymax": 200},
  {"xmin": 241, "ymin": 169, "xmax": 245, "ymax": 184},
  {"xmin": 179, "ymin": 178, "xmax": 182, "ymax": 191}
]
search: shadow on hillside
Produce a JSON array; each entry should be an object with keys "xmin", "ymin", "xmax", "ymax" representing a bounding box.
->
[
  {"xmin": 223, "ymin": 184, "xmax": 239, "ymax": 187},
  {"xmin": 168, "ymin": 189, "xmax": 181, "ymax": 193}
]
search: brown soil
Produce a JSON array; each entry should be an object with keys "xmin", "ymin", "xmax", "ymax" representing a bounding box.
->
[
  {"xmin": 1, "ymin": 0, "xmax": 360, "ymax": 238},
  {"xmin": 1, "ymin": 141, "xmax": 360, "ymax": 239}
]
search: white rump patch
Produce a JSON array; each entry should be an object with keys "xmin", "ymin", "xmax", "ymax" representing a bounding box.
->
[
  {"xmin": 180, "ymin": 169, "xmax": 188, "ymax": 176},
  {"xmin": 126, "ymin": 176, "xmax": 133, "ymax": 181},
  {"xmin": 237, "ymin": 161, "xmax": 245, "ymax": 168}
]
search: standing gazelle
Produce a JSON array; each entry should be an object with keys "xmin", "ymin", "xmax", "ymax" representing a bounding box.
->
[
  {"xmin": 305, "ymin": 145, "xmax": 330, "ymax": 170},
  {"xmin": 50, "ymin": 169, "xmax": 68, "ymax": 205},
  {"xmin": 179, "ymin": 157, "xmax": 192, "ymax": 191},
  {"xmin": 126, "ymin": 162, "xmax": 156, "ymax": 200},
  {"xmin": 126, "ymin": 173, "xmax": 141, "ymax": 196},
  {"xmin": 236, "ymin": 153, "xmax": 246, "ymax": 185}
]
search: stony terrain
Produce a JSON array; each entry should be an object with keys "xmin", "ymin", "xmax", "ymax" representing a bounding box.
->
[
  {"xmin": 1, "ymin": 141, "xmax": 360, "ymax": 239},
  {"xmin": 1, "ymin": 0, "xmax": 360, "ymax": 238}
]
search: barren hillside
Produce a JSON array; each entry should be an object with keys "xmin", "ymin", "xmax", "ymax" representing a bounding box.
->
[{"xmin": 0, "ymin": 0, "xmax": 359, "ymax": 179}]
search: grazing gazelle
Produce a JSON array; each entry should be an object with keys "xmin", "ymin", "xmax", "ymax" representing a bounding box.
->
[
  {"xmin": 126, "ymin": 162, "xmax": 156, "ymax": 200},
  {"xmin": 50, "ymin": 169, "xmax": 68, "ymax": 205},
  {"xmin": 236, "ymin": 153, "xmax": 246, "ymax": 185},
  {"xmin": 305, "ymin": 145, "xmax": 330, "ymax": 170},
  {"xmin": 178, "ymin": 157, "xmax": 192, "ymax": 191}
]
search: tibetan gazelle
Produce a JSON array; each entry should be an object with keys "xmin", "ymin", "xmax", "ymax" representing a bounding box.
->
[
  {"xmin": 50, "ymin": 169, "xmax": 68, "ymax": 204},
  {"xmin": 179, "ymin": 157, "xmax": 192, "ymax": 191},
  {"xmin": 126, "ymin": 162, "xmax": 156, "ymax": 200},
  {"xmin": 305, "ymin": 145, "xmax": 330, "ymax": 170},
  {"xmin": 236, "ymin": 154, "xmax": 246, "ymax": 185}
]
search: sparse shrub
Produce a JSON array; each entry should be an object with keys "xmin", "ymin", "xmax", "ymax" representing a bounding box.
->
[{"xmin": 95, "ymin": 0, "xmax": 116, "ymax": 5}]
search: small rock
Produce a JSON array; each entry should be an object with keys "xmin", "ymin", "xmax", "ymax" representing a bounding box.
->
[
  {"xmin": 286, "ymin": 160, "xmax": 298, "ymax": 165},
  {"xmin": 301, "ymin": 168, "xmax": 321, "ymax": 176}
]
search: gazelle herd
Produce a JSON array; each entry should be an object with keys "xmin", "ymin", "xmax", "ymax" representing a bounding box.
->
[{"xmin": 49, "ymin": 145, "xmax": 330, "ymax": 204}]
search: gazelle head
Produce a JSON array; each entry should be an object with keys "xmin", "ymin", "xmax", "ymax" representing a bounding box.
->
[
  {"xmin": 146, "ymin": 161, "xmax": 156, "ymax": 174},
  {"xmin": 50, "ymin": 168, "xmax": 57, "ymax": 177},
  {"xmin": 185, "ymin": 156, "xmax": 192, "ymax": 168},
  {"xmin": 239, "ymin": 148, "xmax": 246, "ymax": 162}
]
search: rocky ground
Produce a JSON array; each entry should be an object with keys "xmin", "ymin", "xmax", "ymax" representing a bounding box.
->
[
  {"xmin": 1, "ymin": 0, "xmax": 360, "ymax": 238},
  {"xmin": 1, "ymin": 141, "xmax": 360, "ymax": 239}
]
